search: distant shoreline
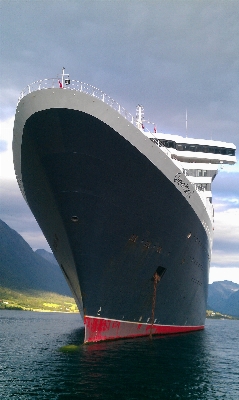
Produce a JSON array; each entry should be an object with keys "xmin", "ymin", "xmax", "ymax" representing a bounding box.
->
[
  {"xmin": 206, "ymin": 310, "xmax": 239, "ymax": 320},
  {"xmin": 0, "ymin": 307, "xmax": 79, "ymax": 313},
  {"xmin": 1, "ymin": 306, "xmax": 237, "ymax": 320},
  {"xmin": 1, "ymin": 287, "xmax": 238, "ymax": 319},
  {"xmin": 0, "ymin": 286, "xmax": 78, "ymax": 313}
]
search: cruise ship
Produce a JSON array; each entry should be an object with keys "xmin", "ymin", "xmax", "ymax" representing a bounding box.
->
[{"xmin": 13, "ymin": 70, "xmax": 236, "ymax": 342}]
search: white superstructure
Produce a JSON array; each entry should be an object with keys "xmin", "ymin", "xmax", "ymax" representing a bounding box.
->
[{"xmin": 142, "ymin": 129, "xmax": 236, "ymax": 220}]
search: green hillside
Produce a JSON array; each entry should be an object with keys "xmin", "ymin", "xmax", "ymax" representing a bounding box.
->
[
  {"xmin": 0, "ymin": 219, "xmax": 71, "ymax": 295},
  {"xmin": 0, "ymin": 286, "xmax": 78, "ymax": 312}
]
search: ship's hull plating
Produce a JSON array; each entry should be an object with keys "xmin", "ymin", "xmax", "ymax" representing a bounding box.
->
[{"xmin": 13, "ymin": 89, "xmax": 211, "ymax": 343}]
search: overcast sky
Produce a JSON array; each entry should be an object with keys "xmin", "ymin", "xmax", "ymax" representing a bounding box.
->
[{"xmin": 0, "ymin": 0, "xmax": 238, "ymax": 284}]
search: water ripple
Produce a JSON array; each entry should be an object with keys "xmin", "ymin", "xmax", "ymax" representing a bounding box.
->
[{"xmin": 0, "ymin": 311, "xmax": 238, "ymax": 399}]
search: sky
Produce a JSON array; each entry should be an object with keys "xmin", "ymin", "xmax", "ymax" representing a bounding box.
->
[{"xmin": 0, "ymin": 0, "xmax": 239, "ymax": 284}]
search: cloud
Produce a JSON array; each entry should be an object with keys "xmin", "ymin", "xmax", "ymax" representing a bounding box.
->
[
  {"xmin": 214, "ymin": 198, "xmax": 239, "ymax": 213},
  {"xmin": 221, "ymin": 162, "xmax": 239, "ymax": 173},
  {"xmin": 210, "ymin": 172, "xmax": 239, "ymax": 273},
  {"xmin": 207, "ymin": 171, "xmax": 239, "ymax": 270},
  {"xmin": 0, "ymin": 140, "xmax": 7, "ymax": 152},
  {"xmin": 209, "ymin": 267, "xmax": 239, "ymax": 284},
  {"xmin": 1, "ymin": 1, "xmax": 239, "ymax": 148},
  {"xmin": 0, "ymin": 179, "xmax": 50, "ymax": 251},
  {"xmin": 0, "ymin": 88, "xmax": 20, "ymax": 121},
  {"xmin": 0, "ymin": 117, "xmax": 15, "ymax": 179},
  {"xmin": 211, "ymin": 249, "xmax": 239, "ymax": 269},
  {"xmin": 212, "ymin": 172, "xmax": 239, "ymax": 199},
  {"xmin": 211, "ymin": 207, "xmax": 239, "ymax": 268}
]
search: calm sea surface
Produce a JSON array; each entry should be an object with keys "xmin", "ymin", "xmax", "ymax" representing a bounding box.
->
[{"xmin": 0, "ymin": 311, "xmax": 238, "ymax": 399}]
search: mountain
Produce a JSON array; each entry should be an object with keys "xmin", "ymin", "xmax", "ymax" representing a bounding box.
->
[
  {"xmin": 223, "ymin": 290, "xmax": 239, "ymax": 317},
  {"xmin": 207, "ymin": 280, "xmax": 239, "ymax": 317},
  {"xmin": 0, "ymin": 219, "xmax": 71, "ymax": 296},
  {"xmin": 35, "ymin": 248, "xmax": 59, "ymax": 265}
]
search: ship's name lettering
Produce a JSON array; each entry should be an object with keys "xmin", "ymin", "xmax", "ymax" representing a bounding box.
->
[{"xmin": 174, "ymin": 172, "xmax": 194, "ymax": 198}]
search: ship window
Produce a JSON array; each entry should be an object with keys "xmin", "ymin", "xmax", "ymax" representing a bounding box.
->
[
  {"xmin": 157, "ymin": 140, "xmax": 235, "ymax": 156},
  {"xmin": 210, "ymin": 147, "xmax": 214, "ymax": 154},
  {"xmin": 187, "ymin": 169, "xmax": 196, "ymax": 177},
  {"xmin": 214, "ymin": 147, "xmax": 221, "ymax": 154},
  {"xmin": 71, "ymin": 216, "xmax": 79, "ymax": 222},
  {"xmin": 189, "ymin": 145, "xmax": 197, "ymax": 152},
  {"xmin": 226, "ymin": 148, "xmax": 235, "ymax": 156},
  {"xmin": 197, "ymin": 170, "xmax": 207, "ymax": 177},
  {"xmin": 167, "ymin": 140, "xmax": 175, "ymax": 148},
  {"xmin": 195, "ymin": 183, "xmax": 209, "ymax": 191}
]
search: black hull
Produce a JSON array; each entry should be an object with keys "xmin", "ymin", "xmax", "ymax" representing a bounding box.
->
[{"xmin": 13, "ymin": 89, "xmax": 211, "ymax": 342}]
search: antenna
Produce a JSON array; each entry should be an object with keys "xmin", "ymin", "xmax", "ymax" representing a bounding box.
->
[
  {"xmin": 61, "ymin": 67, "xmax": 65, "ymax": 88},
  {"xmin": 136, "ymin": 105, "xmax": 144, "ymax": 130},
  {"xmin": 186, "ymin": 108, "xmax": 188, "ymax": 138}
]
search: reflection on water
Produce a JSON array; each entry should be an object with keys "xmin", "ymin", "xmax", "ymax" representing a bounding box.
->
[{"xmin": 0, "ymin": 311, "xmax": 238, "ymax": 399}]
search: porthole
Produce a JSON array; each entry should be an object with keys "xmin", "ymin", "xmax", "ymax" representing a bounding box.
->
[{"xmin": 71, "ymin": 216, "xmax": 79, "ymax": 222}]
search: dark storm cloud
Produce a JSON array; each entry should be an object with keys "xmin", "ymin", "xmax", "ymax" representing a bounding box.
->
[{"xmin": 1, "ymin": 0, "xmax": 239, "ymax": 149}]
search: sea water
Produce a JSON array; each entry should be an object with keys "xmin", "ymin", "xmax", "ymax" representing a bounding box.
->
[{"xmin": 0, "ymin": 311, "xmax": 238, "ymax": 399}]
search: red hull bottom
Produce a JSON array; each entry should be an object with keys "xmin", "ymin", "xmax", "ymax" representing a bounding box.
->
[{"xmin": 84, "ymin": 316, "xmax": 204, "ymax": 343}]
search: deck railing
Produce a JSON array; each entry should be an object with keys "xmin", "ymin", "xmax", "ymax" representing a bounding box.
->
[
  {"xmin": 18, "ymin": 78, "xmax": 174, "ymax": 155},
  {"xmin": 17, "ymin": 78, "xmax": 185, "ymax": 171},
  {"xmin": 18, "ymin": 78, "xmax": 137, "ymax": 127}
]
